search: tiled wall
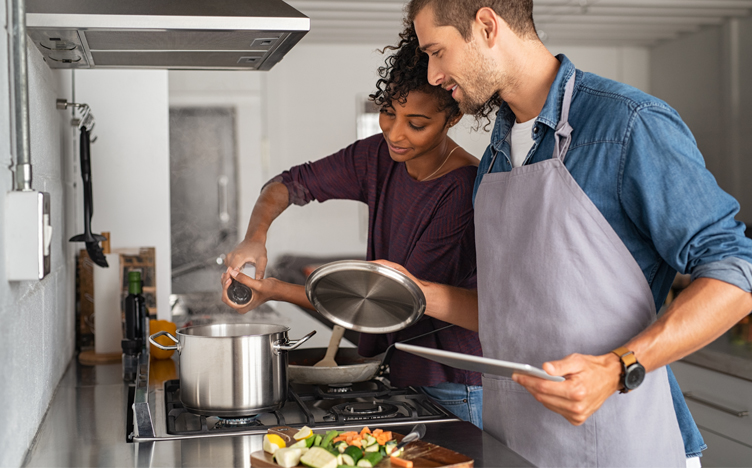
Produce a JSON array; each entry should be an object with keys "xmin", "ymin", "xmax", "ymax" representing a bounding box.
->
[{"xmin": 0, "ymin": 1, "xmax": 76, "ymax": 465}]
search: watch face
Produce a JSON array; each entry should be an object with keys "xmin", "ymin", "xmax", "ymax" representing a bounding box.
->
[{"xmin": 625, "ymin": 364, "xmax": 646, "ymax": 390}]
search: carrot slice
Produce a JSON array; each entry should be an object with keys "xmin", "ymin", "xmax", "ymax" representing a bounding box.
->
[
  {"xmin": 390, "ymin": 456, "xmax": 414, "ymax": 468},
  {"xmin": 383, "ymin": 431, "xmax": 392, "ymax": 441},
  {"xmin": 372, "ymin": 429, "xmax": 383, "ymax": 436},
  {"xmin": 360, "ymin": 426, "xmax": 371, "ymax": 436},
  {"xmin": 351, "ymin": 439, "xmax": 362, "ymax": 448}
]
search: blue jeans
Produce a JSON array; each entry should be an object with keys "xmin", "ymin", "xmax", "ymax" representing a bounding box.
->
[{"xmin": 419, "ymin": 382, "xmax": 483, "ymax": 429}]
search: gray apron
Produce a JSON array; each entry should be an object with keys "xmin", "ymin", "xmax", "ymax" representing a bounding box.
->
[{"xmin": 475, "ymin": 74, "xmax": 685, "ymax": 467}]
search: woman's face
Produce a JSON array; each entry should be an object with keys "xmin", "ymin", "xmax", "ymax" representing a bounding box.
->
[{"xmin": 379, "ymin": 90, "xmax": 452, "ymax": 164}]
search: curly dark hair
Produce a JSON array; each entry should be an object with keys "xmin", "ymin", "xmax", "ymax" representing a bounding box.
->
[
  {"xmin": 370, "ymin": 27, "xmax": 495, "ymax": 131},
  {"xmin": 369, "ymin": 27, "xmax": 460, "ymax": 127}
]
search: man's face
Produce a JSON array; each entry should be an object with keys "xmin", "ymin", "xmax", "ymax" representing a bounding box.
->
[{"xmin": 413, "ymin": 6, "xmax": 507, "ymax": 116}]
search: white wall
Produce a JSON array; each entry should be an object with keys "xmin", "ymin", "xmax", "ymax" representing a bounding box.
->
[
  {"xmin": 74, "ymin": 70, "xmax": 172, "ymax": 320},
  {"xmin": 0, "ymin": 3, "xmax": 75, "ymax": 465},
  {"xmin": 651, "ymin": 19, "xmax": 752, "ymax": 224},
  {"xmin": 168, "ymin": 42, "xmax": 648, "ymax": 266}
]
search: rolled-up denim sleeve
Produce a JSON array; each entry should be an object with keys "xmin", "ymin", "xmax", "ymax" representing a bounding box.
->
[
  {"xmin": 620, "ymin": 103, "xmax": 752, "ymax": 292},
  {"xmin": 691, "ymin": 258, "xmax": 752, "ymax": 293}
]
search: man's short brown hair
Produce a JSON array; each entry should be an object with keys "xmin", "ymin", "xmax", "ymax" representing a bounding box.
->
[{"xmin": 406, "ymin": 0, "xmax": 537, "ymax": 41}]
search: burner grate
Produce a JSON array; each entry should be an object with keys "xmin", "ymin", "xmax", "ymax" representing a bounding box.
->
[
  {"xmin": 164, "ymin": 380, "xmax": 302, "ymax": 436},
  {"xmin": 163, "ymin": 379, "xmax": 456, "ymax": 436}
]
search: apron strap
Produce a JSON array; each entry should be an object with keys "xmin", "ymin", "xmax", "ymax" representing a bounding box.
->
[
  {"xmin": 486, "ymin": 149, "xmax": 499, "ymax": 174},
  {"xmin": 553, "ymin": 73, "xmax": 576, "ymax": 162},
  {"xmin": 486, "ymin": 71, "xmax": 576, "ymax": 173}
]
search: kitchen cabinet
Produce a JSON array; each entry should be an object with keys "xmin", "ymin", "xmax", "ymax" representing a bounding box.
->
[{"xmin": 671, "ymin": 360, "xmax": 752, "ymax": 466}]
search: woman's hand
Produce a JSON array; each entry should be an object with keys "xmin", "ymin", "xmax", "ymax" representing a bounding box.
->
[
  {"xmin": 373, "ymin": 259, "xmax": 479, "ymax": 331},
  {"xmin": 372, "ymin": 259, "xmax": 429, "ymax": 288},
  {"xmin": 225, "ymin": 238, "xmax": 268, "ymax": 279},
  {"xmin": 221, "ymin": 267, "xmax": 279, "ymax": 314}
]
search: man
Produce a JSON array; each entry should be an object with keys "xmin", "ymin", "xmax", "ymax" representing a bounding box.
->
[{"xmin": 379, "ymin": 0, "xmax": 752, "ymax": 466}]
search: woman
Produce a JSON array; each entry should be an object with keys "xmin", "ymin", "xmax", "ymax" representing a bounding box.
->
[{"xmin": 221, "ymin": 29, "xmax": 483, "ymax": 428}]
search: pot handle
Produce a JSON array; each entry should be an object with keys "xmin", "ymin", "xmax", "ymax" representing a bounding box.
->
[
  {"xmin": 149, "ymin": 331, "xmax": 179, "ymax": 351},
  {"xmin": 275, "ymin": 330, "xmax": 317, "ymax": 352}
]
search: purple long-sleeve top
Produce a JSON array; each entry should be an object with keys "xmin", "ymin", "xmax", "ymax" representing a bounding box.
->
[{"xmin": 272, "ymin": 133, "xmax": 482, "ymax": 388}]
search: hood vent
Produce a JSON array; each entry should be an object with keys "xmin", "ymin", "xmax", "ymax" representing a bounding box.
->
[{"xmin": 26, "ymin": 0, "xmax": 309, "ymax": 70}]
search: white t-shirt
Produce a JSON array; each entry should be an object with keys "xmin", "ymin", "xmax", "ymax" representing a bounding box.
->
[{"xmin": 509, "ymin": 117, "xmax": 538, "ymax": 168}]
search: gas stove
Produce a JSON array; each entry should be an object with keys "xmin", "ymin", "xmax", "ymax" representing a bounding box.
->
[
  {"xmin": 164, "ymin": 379, "xmax": 456, "ymax": 437},
  {"xmin": 130, "ymin": 353, "xmax": 458, "ymax": 442}
]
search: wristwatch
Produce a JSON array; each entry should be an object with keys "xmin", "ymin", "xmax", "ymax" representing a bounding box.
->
[{"xmin": 611, "ymin": 347, "xmax": 645, "ymax": 393}]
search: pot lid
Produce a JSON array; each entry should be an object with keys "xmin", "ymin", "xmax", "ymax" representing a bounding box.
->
[{"xmin": 305, "ymin": 260, "xmax": 426, "ymax": 334}]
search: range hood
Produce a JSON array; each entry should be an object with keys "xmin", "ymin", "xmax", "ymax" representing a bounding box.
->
[{"xmin": 25, "ymin": 0, "xmax": 309, "ymax": 70}]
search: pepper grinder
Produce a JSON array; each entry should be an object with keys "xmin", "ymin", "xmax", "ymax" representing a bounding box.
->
[{"xmin": 227, "ymin": 264, "xmax": 256, "ymax": 305}]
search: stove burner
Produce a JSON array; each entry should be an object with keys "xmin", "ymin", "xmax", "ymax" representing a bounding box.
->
[
  {"xmin": 326, "ymin": 384, "xmax": 352, "ymax": 394},
  {"xmin": 332, "ymin": 401, "xmax": 400, "ymax": 420},
  {"xmin": 214, "ymin": 416, "xmax": 262, "ymax": 428},
  {"xmin": 162, "ymin": 379, "xmax": 453, "ymax": 437}
]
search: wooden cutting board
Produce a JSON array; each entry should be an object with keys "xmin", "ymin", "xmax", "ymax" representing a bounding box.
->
[{"xmin": 251, "ymin": 426, "xmax": 474, "ymax": 468}]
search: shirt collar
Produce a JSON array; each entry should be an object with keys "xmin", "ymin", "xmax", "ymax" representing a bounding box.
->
[{"xmin": 491, "ymin": 54, "xmax": 576, "ymax": 150}]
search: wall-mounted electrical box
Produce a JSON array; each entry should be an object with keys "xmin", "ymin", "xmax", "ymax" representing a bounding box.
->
[{"xmin": 5, "ymin": 191, "xmax": 52, "ymax": 280}]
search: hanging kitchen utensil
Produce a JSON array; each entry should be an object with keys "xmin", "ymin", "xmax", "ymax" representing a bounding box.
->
[
  {"xmin": 69, "ymin": 126, "xmax": 108, "ymax": 268},
  {"xmin": 305, "ymin": 260, "xmax": 426, "ymax": 334}
]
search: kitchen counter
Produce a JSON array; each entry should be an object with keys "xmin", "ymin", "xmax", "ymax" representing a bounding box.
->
[
  {"xmin": 23, "ymin": 360, "xmax": 533, "ymax": 467},
  {"xmin": 680, "ymin": 331, "xmax": 752, "ymax": 382},
  {"xmin": 23, "ymin": 300, "xmax": 532, "ymax": 467}
]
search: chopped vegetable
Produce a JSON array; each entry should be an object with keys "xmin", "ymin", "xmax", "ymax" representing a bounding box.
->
[
  {"xmin": 385, "ymin": 441, "xmax": 398, "ymax": 455},
  {"xmin": 364, "ymin": 443, "xmax": 379, "ymax": 453},
  {"xmin": 294, "ymin": 426, "xmax": 314, "ymax": 440},
  {"xmin": 300, "ymin": 447, "xmax": 338, "ymax": 468},
  {"xmin": 389, "ymin": 455, "xmax": 414, "ymax": 468},
  {"xmin": 355, "ymin": 452, "xmax": 383, "ymax": 467},
  {"xmin": 321, "ymin": 430, "xmax": 340, "ymax": 448},
  {"xmin": 272, "ymin": 426, "xmax": 403, "ymax": 467},
  {"xmin": 274, "ymin": 448, "xmax": 304, "ymax": 468},
  {"xmin": 263, "ymin": 434, "xmax": 286, "ymax": 455},
  {"xmin": 343, "ymin": 446, "xmax": 363, "ymax": 464},
  {"xmin": 291, "ymin": 439, "xmax": 308, "ymax": 449}
]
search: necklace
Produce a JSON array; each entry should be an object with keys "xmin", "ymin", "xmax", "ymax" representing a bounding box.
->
[{"xmin": 420, "ymin": 145, "xmax": 459, "ymax": 182}]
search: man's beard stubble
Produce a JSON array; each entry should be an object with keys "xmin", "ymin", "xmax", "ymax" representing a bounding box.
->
[{"xmin": 458, "ymin": 40, "xmax": 510, "ymax": 118}]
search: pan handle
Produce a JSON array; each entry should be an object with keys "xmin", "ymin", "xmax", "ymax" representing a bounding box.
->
[
  {"xmin": 275, "ymin": 330, "xmax": 317, "ymax": 352},
  {"xmin": 379, "ymin": 324, "xmax": 455, "ymax": 376},
  {"xmin": 149, "ymin": 331, "xmax": 179, "ymax": 351}
]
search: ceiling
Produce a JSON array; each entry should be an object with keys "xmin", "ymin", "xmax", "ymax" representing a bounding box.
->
[{"xmin": 287, "ymin": 0, "xmax": 752, "ymax": 48}]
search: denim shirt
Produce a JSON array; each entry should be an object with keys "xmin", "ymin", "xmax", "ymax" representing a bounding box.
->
[{"xmin": 473, "ymin": 55, "xmax": 752, "ymax": 457}]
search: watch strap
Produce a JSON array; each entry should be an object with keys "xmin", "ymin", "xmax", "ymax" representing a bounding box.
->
[
  {"xmin": 612, "ymin": 346, "xmax": 637, "ymax": 394},
  {"xmin": 612, "ymin": 346, "xmax": 637, "ymax": 366}
]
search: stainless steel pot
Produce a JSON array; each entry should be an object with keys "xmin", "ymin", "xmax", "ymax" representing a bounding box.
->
[{"xmin": 149, "ymin": 323, "xmax": 315, "ymax": 417}]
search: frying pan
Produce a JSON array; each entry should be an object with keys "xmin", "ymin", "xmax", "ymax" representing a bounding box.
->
[
  {"xmin": 286, "ymin": 324, "xmax": 454, "ymax": 385},
  {"xmin": 288, "ymin": 347, "xmax": 382, "ymax": 385}
]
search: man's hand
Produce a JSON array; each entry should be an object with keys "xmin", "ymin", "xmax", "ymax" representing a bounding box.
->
[{"xmin": 512, "ymin": 352, "xmax": 622, "ymax": 425}]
